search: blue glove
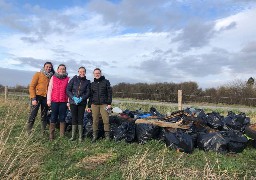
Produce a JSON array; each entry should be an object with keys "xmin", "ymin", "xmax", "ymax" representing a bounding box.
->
[
  {"xmin": 77, "ymin": 97, "xmax": 82, "ymax": 104},
  {"xmin": 72, "ymin": 96, "xmax": 79, "ymax": 104}
]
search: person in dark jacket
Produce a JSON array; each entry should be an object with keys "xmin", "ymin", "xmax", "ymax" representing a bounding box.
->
[
  {"xmin": 66, "ymin": 67, "xmax": 91, "ymax": 142},
  {"xmin": 87, "ymin": 68, "xmax": 112, "ymax": 142}
]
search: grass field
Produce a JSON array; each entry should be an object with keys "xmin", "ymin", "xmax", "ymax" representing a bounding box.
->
[{"xmin": 0, "ymin": 96, "xmax": 256, "ymax": 179}]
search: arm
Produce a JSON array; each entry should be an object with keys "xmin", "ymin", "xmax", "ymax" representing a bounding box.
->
[
  {"xmin": 106, "ymin": 80, "xmax": 112, "ymax": 105},
  {"xmin": 47, "ymin": 77, "xmax": 53, "ymax": 106},
  {"xmin": 29, "ymin": 72, "xmax": 39, "ymax": 99},
  {"xmin": 82, "ymin": 80, "xmax": 91, "ymax": 100},
  {"xmin": 66, "ymin": 77, "xmax": 74, "ymax": 99},
  {"xmin": 87, "ymin": 82, "xmax": 93, "ymax": 108}
]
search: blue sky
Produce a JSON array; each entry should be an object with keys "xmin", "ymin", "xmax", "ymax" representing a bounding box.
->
[{"xmin": 0, "ymin": 0, "xmax": 256, "ymax": 88}]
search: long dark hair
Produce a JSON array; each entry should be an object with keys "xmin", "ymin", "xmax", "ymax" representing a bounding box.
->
[{"xmin": 44, "ymin": 61, "xmax": 55, "ymax": 74}]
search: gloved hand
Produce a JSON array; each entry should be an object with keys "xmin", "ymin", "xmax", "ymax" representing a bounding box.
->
[
  {"xmin": 72, "ymin": 96, "xmax": 79, "ymax": 105},
  {"xmin": 77, "ymin": 97, "xmax": 82, "ymax": 104}
]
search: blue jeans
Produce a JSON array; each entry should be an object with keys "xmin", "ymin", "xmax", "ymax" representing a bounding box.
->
[{"xmin": 50, "ymin": 102, "xmax": 67, "ymax": 123}]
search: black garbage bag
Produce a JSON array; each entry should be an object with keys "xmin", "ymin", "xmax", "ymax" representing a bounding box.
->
[
  {"xmin": 150, "ymin": 107, "xmax": 164, "ymax": 118},
  {"xmin": 136, "ymin": 123, "xmax": 160, "ymax": 144},
  {"xmin": 197, "ymin": 132, "xmax": 228, "ymax": 153},
  {"xmin": 84, "ymin": 112, "xmax": 93, "ymax": 138},
  {"xmin": 83, "ymin": 112, "xmax": 104, "ymax": 138},
  {"xmin": 65, "ymin": 110, "xmax": 72, "ymax": 132},
  {"xmin": 46, "ymin": 109, "xmax": 51, "ymax": 125},
  {"xmin": 165, "ymin": 130, "xmax": 194, "ymax": 153},
  {"xmin": 223, "ymin": 111, "xmax": 250, "ymax": 132},
  {"xmin": 222, "ymin": 130, "xmax": 248, "ymax": 153},
  {"xmin": 157, "ymin": 127, "xmax": 168, "ymax": 142},
  {"xmin": 113, "ymin": 121, "xmax": 136, "ymax": 143},
  {"xmin": 206, "ymin": 112, "xmax": 224, "ymax": 130},
  {"xmin": 167, "ymin": 116, "xmax": 182, "ymax": 123}
]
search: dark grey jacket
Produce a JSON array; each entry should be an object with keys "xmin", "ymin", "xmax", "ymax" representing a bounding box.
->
[
  {"xmin": 88, "ymin": 76, "xmax": 112, "ymax": 108},
  {"xmin": 66, "ymin": 75, "xmax": 91, "ymax": 105}
]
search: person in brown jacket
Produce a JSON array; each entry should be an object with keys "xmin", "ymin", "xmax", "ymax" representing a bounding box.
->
[{"xmin": 27, "ymin": 62, "xmax": 54, "ymax": 135}]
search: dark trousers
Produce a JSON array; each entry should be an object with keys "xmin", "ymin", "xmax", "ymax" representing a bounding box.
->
[
  {"xmin": 50, "ymin": 102, "xmax": 67, "ymax": 123},
  {"xmin": 70, "ymin": 104, "xmax": 86, "ymax": 125},
  {"xmin": 28, "ymin": 95, "xmax": 48, "ymax": 125}
]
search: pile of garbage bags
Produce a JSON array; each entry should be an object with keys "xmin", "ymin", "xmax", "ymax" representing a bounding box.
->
[{"xmin": 63, "ymin": 107, "xmax": 255, "ymax": 154}]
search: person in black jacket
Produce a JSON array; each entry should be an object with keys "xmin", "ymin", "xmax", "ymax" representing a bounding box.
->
[
  {"xmin": 66, "ymin": 67, "xmax": 91, "ymax": 142},
  {"xmin": 87, "ymin": 68, "xmax": 112, "ymax": 142}
]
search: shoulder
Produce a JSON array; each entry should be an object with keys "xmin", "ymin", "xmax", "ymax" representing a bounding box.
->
[
  {"xmin": 104, "ymin": 79, "xmax": 110, "ymax": 84},
  {"xmin": 34, "ymin": 72, "xmax": 41, "ymax": 77}
]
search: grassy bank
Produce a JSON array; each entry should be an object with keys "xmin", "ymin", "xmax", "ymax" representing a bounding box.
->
[{"xmin": 0, "ymin": 97, "xmax": 256, "ymax": 179}]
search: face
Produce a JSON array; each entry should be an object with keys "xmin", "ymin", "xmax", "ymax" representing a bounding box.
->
[
  {"xmin": 78, "ymin": 68, "xmax": 86, "ymax": 77},
  {"xmin": 44, "ymin": 64, "xmax": 52, "ymax": 73},
  {"xmin": 93, "ymin": 70, "xmax": 101, "ymax": 79},
  {"xmin": 57, "ymin": 65, "xmax": 66, "ymax": 74}
]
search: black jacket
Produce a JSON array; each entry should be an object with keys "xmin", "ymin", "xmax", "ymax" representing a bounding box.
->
[
  {"xmin": 66, "ymin": 75, "xmax": 91, "ymax": 105},
  {"xmin": 88, "ymin": 76, "xmax": 112, "ymax": 108}
]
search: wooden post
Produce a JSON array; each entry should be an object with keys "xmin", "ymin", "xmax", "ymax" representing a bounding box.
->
[
  {"xmin": 5, "ymin": 86, "xmax": 8, "ymax": 102},
  {"xmin": 178, "ymin": 90, "xmax": 182, "ymax": 110}
]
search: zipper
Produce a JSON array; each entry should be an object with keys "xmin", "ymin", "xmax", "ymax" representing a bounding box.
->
[
  {"xmin": 97, "ymin": 81, "xmax": 100, "ymax": 104},
  {"xmin": 77, "ymin": 79, "xmax": 82, "ymax": 97}
]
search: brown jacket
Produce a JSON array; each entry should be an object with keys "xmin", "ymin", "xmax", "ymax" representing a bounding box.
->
[{"xmin": 29, "ymin": 72, "xmax": 51, "ymax": 99}]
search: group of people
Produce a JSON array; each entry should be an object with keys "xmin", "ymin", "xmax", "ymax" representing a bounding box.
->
[{"xmin": 27, "ymin": 62, "xmax": 112, "ymax": 142}]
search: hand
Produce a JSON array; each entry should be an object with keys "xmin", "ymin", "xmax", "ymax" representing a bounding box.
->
[
  {"xmin": 47, "ymin": 101, "xmax": 51, "ymax": 107},
  {"xmin": 67, "ymin": 102, "xmax": 70, "ymax": 110},
  {"xmin": 72, "ymin": 96, "xmax": 79, "ymax": 105},
  {"xmin": 107, "ymin": 105, "xmax": 112, "ymax": 109},
  {"xmin": 32, "ymin": 100, "xmax": 38, "ymax": 106},
  {"xmin": 87, "ymin": 108, "xmax": 91, "ymax": 113},
  {"xmin": 77, "ymin": 97, "xmax": 82, "ymax": 104}
]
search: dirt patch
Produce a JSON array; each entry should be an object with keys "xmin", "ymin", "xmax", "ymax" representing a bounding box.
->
[{"xmin": 76, "ymin": 152, "xmax": 114, "ymax": 170}]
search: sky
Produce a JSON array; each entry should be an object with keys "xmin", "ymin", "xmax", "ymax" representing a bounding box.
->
[{"xmin": 0, "ymin": 0, "xmax": 256, "ymax": 89}]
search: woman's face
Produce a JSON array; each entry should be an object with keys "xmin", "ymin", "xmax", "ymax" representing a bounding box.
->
[
  {"xmin": 78, "ymin": 68, "xmax": 86, "ymax": 77},
  {"xmin": 57, "ymin": 65, "xmax": 66, "ymax": 74},
  {"xmin": 44, "ymin": 64, "xmax": 52, "ymax": 73},
  {"xmin": 93, "ymin": 70, "xmax": 101, "ymax": 79}
]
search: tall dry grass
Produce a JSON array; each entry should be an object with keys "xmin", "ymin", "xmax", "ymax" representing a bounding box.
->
[
  {"xmin": 121, "ymin": 148, "xmax": 248, "ymax": 180},
  {"xmin": 0, "ymin": 97, "xmax": 46, "ymax": 179}
]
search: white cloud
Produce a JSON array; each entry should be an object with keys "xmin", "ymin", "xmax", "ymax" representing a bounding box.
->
[{"xmin": 0, "ymin": 0, "xmax": 256, "ymax": 89}]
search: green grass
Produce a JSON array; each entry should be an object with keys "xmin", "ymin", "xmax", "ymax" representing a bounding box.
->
[{"xmin": 0, "ymin": 97, "xmax": 256, "ymax": 179}]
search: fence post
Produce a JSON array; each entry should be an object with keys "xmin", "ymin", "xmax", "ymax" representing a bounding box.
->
[
  {"xmin": 178, "ymin": 90, "xmax": 182, "ymax": 110},
  {"xmin": 5, "ymin": 86, "xmax": 8, "ymax": 102}
]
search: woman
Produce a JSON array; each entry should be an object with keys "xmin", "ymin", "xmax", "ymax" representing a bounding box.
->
[
  {"xmin": 87, "ymin": 68, "xmax": 112, "ymax": 142},
  {"xmin": 27, "ymin": 62, "xmax": 54, "ymax": 135},
  {"xmin": 47, "ymin": 64, "xmax": 69, "ymax": 140},
  {"xmin": 66, "ymin": 67, "xmax": 91, "ymax": 142}
]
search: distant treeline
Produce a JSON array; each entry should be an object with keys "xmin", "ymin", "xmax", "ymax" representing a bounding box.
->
[
  {"xmin": 112, "ymin": 79, "xmax": 256, "ymax": 106},
  {"xmin": 1, "ymin": 78, "xmax": 256, "ymax": 106}
]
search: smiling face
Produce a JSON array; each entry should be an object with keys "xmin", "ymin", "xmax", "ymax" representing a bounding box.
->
[
  {"xmin": 57, "ymin": 65, "xmax": 66, "ymax": 75},
  {"xmin": 78, "ymin": 67, "xmax": 86, "ymax": 77},
  {"xmin": 93, "ymin": 69, "xmax": 101, "ymax": 79},
  {"xmin": 44, "ymin": 63, "xmax": 52, "ymax": 73}
]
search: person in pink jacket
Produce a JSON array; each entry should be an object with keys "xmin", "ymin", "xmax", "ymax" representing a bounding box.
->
[{"xmin": 47, "ymin": 64, "xmax": 69, "ymax": 140}]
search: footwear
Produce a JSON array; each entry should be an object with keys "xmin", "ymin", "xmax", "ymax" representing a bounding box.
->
[
  {"xmin": 41, "ymin": 120, "xmax": 47, "ymax": 135},
  {"xmin": 105, "ymin": 131, "xmax": 110, "ymax": 140},
  {"xmin": 26, "ymin": 122, "xmax": 33, "ymax": 135},
  {"xmin": 49, "ymin": 123, "xmax": 55, "ymax": 141},
  {"xmin": 91, "ymin": 131, "xmax": 98, "ymax": 143},
  {"xmin": 59, "ymin": 122, "xmax": 66, "ymax": 137},
  {"xmin": 78, "ymin": 125, "xmax": 83, "ymax": 142},
  {"xmin": 69, "ymin": 125, "xmax": 77, "ymax": 141}
]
